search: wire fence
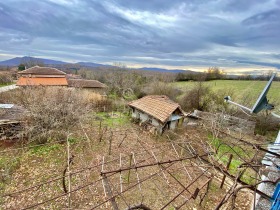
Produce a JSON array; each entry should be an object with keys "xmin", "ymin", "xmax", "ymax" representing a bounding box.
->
[{"xmin": 0, "ymin": 121, "xmax": 276, "ymax": 209}]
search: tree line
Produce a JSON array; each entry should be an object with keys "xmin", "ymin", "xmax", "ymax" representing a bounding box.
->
[{"xmin": 175, "ymin": 67, "xmax": 279, "ymax": 81}]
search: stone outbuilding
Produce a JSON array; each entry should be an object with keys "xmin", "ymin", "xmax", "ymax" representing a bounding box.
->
[{"xmin": 128, "ymin": 95, "xmax": 185, "ymax": 134}]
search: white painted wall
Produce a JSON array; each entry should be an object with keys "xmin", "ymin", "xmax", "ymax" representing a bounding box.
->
[
  {"xmin": 139, "ymin": 112, "xmax": 149, "ymax": 122},
  {"xmin": 132, "ymin": 109, "xmax": 140, "ymax": 119},
  {"xmin": 151, "ymin": 118, "xmax": 160, "ymax": 126},
  {"xmin": 170, "ymin": 120, "xmax": 178, "ymax": 130}
]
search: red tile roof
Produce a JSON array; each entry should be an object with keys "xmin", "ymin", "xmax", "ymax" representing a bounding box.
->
[
  {"xmin": 16, "ymin": 77, "xmax": 68, "ymax": 86},
  {"xmin": 18, "ymin": 66, "xmax": 66, "ymax": 75},
  {"xmin": 68, "ymin": 79, "xmax": 107, "ymax": 88},
  {"xmin": 128, "ymin": 95, "xmax": 183, "ymax": 123}
]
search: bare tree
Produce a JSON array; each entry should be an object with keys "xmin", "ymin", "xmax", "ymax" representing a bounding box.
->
[
  {"xmin": 0, "ymin": 73, "xmax": 13, "ymax": 85},
  {"xmin": 180, "ymin": 81, "xmax": 213, "ymax": 111},
  {"xmin": 2, "ymin": 87, "xmax": 105, "ymax": 144},
  {"xmin": 144, "ymin": 81, "xmax": 181, "ymax": 101},
  {"xmin": 104, "ymin": 64, "xmax": 146, "ymax": 98},
  {"xmin": 206, "ymin": 67, "xmax": 225, "ymax": 80}
]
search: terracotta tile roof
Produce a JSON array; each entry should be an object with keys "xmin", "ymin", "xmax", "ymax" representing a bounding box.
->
[
  {"xmin": 16, "ymin": 77, "xmax": 68, "ymax": 86},
  {"xmin": 128, "ymin": 95, "xmax": 183, "ymax": 123},
  {"xmin": 67, "ymin": 79, "xmax": 107, "ymax": 88},
  {"xmin": 66, "ymin": 74, "xmax": 82, "ymax": 79},
  {"xmin": 18, "ymin": 66, "xmax": 66, "ymax": 75}
]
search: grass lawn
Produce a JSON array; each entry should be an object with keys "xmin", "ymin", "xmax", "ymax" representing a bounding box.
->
[
  {"xmin": 209, "ymin": 136, "xmax": 258, "ymax": 185},
  {"xmin": 0, "ymin": 83, "xmax": 13, "ymax": 87},
  {"xmin": 94, "ymin": 111, "xmax": 130, "ymax": 127},
  {"xmin": 174, "ymin": 80, "xmax": 280, "ymax": 105}
]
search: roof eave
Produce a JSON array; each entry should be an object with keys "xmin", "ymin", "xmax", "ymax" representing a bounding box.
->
[{"xmin": 128, "ymin": 104, "xmax": 176, "ymax": 124}]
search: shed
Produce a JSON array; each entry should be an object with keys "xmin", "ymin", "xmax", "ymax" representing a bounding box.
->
[
  {"xmin": 67, "ymin": 79, "xmax": 107, "ymax": 94},
  {"xmin": 128, "ymin": 95, "xmax": 184, "ymax": 134}
]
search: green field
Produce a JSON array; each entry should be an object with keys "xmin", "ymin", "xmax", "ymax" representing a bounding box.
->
[
  {"xmin": 174, "ymin": 80, "xmax": 280, "ymax": 107},
  {"xmin": 0, "ymin": 83, "xmax": 13, "ymax": 87}
]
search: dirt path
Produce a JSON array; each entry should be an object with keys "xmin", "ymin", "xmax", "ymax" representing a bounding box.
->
[{"xmin": 0, "ymin": 84, "xmax": 18, "ymax": 93}]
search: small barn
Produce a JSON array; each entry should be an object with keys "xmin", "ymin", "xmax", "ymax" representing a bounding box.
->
[
  {"xmin": 16, "ymin": 66, "xmax": 68, "ymax": 86},
  {"xmin": 128, "ymin": 95, "xmax": 185, "ymax": 134},
  {"xmin": 67, "ymin": 79, "xmax": 107, "ymax": 94}
]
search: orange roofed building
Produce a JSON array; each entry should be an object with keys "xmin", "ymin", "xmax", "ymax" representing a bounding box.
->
[{"xmin": 16, "ymin": 66, "xmax": 68, "ymax": 86}]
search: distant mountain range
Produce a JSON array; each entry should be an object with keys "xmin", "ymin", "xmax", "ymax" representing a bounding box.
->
[
  {"xmin": 0, "ymin": 56, "xmax": 67, "ymax": 65},
  {"xmin": 0, "ymin": 56, "xmax": 194, "ymax": 73}
]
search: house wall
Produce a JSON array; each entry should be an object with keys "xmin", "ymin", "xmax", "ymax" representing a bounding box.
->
[
  {"xmin": 151, "ymin": 118, "xmax": 160, "ymax": 126},
  {"xmin": 139, "ymin": 112, "xmax": 149, "ymax": 122},
  {"xmin": 131, "ymin": 108, "xmax": 183, "ymax": 134},
  {"xmin": 132, "ymin": 109, "xmax": 139, "ymax": 118},
  {"xmin": 170, "ymin": 120, "xmax": 178, "ymax": 130},
  {"xmin": 17, "ymin": 77, "xmax": 68, "ymax": 86},
  {"xmin": 131, "ymin": 108, "xmax": 163, "ymax": 133}
]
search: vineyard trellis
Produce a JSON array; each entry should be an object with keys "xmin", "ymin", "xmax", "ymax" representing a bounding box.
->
[{"xmin": 1, "ymin": 120, "xmax": 277, "ymax": 209}]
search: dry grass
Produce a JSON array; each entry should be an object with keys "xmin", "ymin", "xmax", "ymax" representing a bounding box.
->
[
  {"xmin": 0, "ymin": 121, "xmax": 258, "ymax": 210},
  {"xmin": 1, "ymin": 123, "xmax": 217, "ymax": 209}
]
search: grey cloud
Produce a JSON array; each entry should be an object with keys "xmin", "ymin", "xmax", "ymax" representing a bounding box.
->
[
  {"xmin": 237, "ymin": 60, "xmax": 280, "ymax": 69},
  {"xmin": 0, "ymin": 0, "xmax": 280, "ymax": 71},
  {"xmin": 110, "ymin": 0, "xmax": 186, "ymax": 12},
  {"xmin": 224, "ymin": 0, "xmax": 265, "ymax": 11},
  {"xmin": 242, "ymin": 9, "xmax": 280, "ymax": 25}
]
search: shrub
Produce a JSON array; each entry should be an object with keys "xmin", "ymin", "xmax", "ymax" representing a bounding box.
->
[
  {"xmin": 179, "ymin": 82, "xmax": 213, "ymax": 111},
  {"xmin": 1, "ymin": 87, "xmax": 108, "ymax": 144},
  {"xmin": 143, "ymin": 81, "xmax": 181, "ymax": 101},
  {"xmin": 0, "ymin": 73, "xmax": 13, "ymax": 85},
  {"xmin": 255, "ymin": 113, "xmax": 280, "ymax": 135}
]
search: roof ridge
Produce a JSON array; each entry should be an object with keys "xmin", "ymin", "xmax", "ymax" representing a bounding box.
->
[{"xmin": 18, "ymin": 66, "xmax": 66, "ymax": 75}]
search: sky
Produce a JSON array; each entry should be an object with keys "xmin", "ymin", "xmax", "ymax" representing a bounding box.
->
[{"xmin": 0, "ymin": 0, "xmax": 280, "ymax": 73}]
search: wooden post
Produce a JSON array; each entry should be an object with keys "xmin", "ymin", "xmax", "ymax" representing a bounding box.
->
[
  {"xmin": 101, "ymin": 156, "xmax": 119, "ymax": 210},
  {"xmin": 220, "ymin": 154, "xmax": 233, "ymax": 189},
  {"xmin": 101, "ymin": 157, "xmax": 107, "ymax": 208},
  {"xmin": 132, "ymin": 152, "xmax": 142, "ymax": 192},
  {"xmin": 99, "ymin": 121, "xmax": 102, "ymax": 136},
  {"xmin": 108, "ymin": 131, "xmax": 113, "ymax": 155},
  {"xmin": 80, "ymin": 121, "xmax": 90, "ymax": 144},
  {"xmin": 118, "ymin": 132, "xmax": 127, "ymax": 148},
  {"xmin": 102, "ymin": 175, "xmax": 119, "ymax": 210},
  {"xmin": 99, "ymin": 126, "xmax": 107, "ymax": 142},
  {"xmin": 199, "ymin": 178, "xmax": 211, "ymax": 206},
  {"xmin": 66, "ymin": 135, "xmax": 72, "ymax": 209},
  {"xmin": 99, "ymin": 121, "xmax": 103, "ymax": 142},
  {"xmin": 127, "ymin": 153, "xmax": 133, "ymax": 184},
  {"xmin": 119, "ymin": 154, "xmax": 123, "ymax": 193}
]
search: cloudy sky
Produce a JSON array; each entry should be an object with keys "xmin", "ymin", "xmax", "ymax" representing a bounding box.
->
[{"xmin": 0, "ymin": 0, "xmax": 280, "ymax": 73}]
